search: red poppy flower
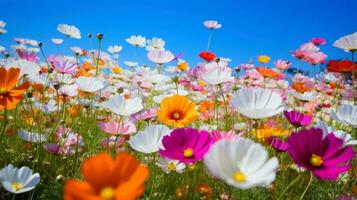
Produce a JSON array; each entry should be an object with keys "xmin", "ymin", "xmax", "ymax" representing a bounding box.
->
[
  {"xmin": 327, "ymin": 60, "xmax": 356, "ymax": 73},
  {"xmin": 199, "ymin": 51, "xmax": 216, "ymax": 62}
]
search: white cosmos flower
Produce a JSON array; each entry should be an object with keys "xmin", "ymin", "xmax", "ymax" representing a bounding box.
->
[
  {"xmin": 5, "ymin": 60, "xmax": 40, "ymax": 77},
  {"xmin": 201, "ymin": 61, "xmax": 234, "ymax": 85},
  {"xmin": 128, "ymin": 125, "xmax": 170, "ymax": 154},
  {"xmin": 124, "ymin": 61, "xmax": 139, "ymax": 68},
  {"xmin": 101, "ymin": 94, "xmax": 143, "ymax": 116},
  {"xmin": 18, "ymin": 129, "xmax": 47, "ymax": 143},
  {"xmin": 147, "ymin": 50, "xmax": 174, "ymax": 64},
  {"xmin": 25, "ymin": 39, "xmax": 39, "ymax": 47},
  {"xmin": 59, "ymin": 84, "xmax": 78, "ymax": 97},
  {"xmin": 291, "ymin": 90, "xmax": 318, "ymax": 102},
  {"xmin": 70, "ymin": 46, "xmax": 83, "ymax": 54},
  {"xmin": 203, "ymin": 20, "xmax": 222, "ymax": 29},
  {"xmin": 330, "ymin": 104, "xmax": 357, "ymax": 128},
  {"xmin": 107, "ymin": 45, "xmax": 122, "ymax": 54},
  {"xmin": 146, "ymin": 37, "xmax": 165, "ymax": 51},
  {"xmin": 27, "ymin": 48, "xmax": 40, "ymax": 53},
  {"xmin": 204, "ymin": 138, "xmax": 279, "ymax": 189},
  {"xmin": 0, "ymin": 46, "xmax": 5, "ymax": 52},
  {"xmin": 126, "ymin": 35, "xmax": 146, "ymax": 47},
  {"xmin": 51, "ymin": 38, "xmax": 63, "ymax": 45},
  {"xmin": 0, "ymin": 164, "xmax": 40, "ymax": 194},
  {"xmin": 333, "ymin": 32, "xmax": 357, "ymax": 52},
  {"xmin": 57, "ymin": 24, "xmax": 81, "ymax": 39},
  {"xmin": 75, "ymin": 76, "xmax": 107, "ymax": 93},
  {"xmin": 315, "ymin": 120, "xmax": 357, "ymax": 146},
  {"xmin": 156, "ymin": 157, "xmax": 186, "ymax": 174},
  {"xmin": 231, "ymin": 88, "xmax": 284, "ymax": 119},
  {"xmin": 0, "ymin": 20, "xmax": 7, "ymax": 34}
]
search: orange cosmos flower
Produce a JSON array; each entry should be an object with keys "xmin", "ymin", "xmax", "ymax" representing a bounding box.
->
[
  {"xmin": 256, "ymin": 67, "xmax": 281, "ymax": 78},
  {"xmin": 292, "ymin": 82, "xmax": 312, "ymax": 93},
  {"xmin": 0, "ymin": 67, "xmax": 30, "ymax": 110},
  {"xmin": 158, "ymin": 95, "xmax": 197, "ymax": 128},
  {"xmin": 64, "ymin": 153, "xmax": 149, "ymax": 200}
]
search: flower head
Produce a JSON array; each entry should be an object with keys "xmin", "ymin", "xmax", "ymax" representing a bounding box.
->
[
  {"xmin": 57, "ymin": 24, "xmax": 81, "ymax": 39},
  {"xmin": 284, "ymin": 110, "xmax": 313, "ymax": 127},
  {"xmin": 147, "ymin": 50, "xmax": 174, "ymax": 64},
  {"xmin": 333, "ymin": 32, "xmax": 357, "ymax": 52},
  {"xmin": 126, "ymin": 35, "xmax": 146, "ymax": 47},
  {"xmin": 203, "ymin": 20, "xmax": 222, "ymax": 29},
  {"xmin": 257, "ymin": 55, "xmax": 270, "ymax": 64},
  {"xmin": 199, "ymin": 51, "xmax": 216, "ymax": 62}
]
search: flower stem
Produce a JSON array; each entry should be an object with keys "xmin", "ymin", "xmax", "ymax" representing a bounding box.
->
[
  {"xmin": 299, "ymin": 172, "xmax": 313, "ymax": 200},
  {"xmin": 206, "ymin": 29, "xmax": 213, "ymax": 51},
  {"xmin": 218, "ymin": 84, "xmax": 228, "ymax": 116},
  {"xmin": 277, "ymin": 174, "xmax": 300, "ymax": 200},
  {"xmin": 351, "ymin": 51, "xmax": 356, "ymax": 104},
  {"xmin": 95, "ymin": 39, "xmax": 102, "ymax": 77}
]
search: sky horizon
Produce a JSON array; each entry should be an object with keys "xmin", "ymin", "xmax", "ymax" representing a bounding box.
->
[{"xmin": 1, "ymin": 0, "xmax": 356, "ymax": 73}]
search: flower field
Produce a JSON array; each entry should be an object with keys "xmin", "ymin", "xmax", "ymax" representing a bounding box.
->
[{"xmin": 0, "ymin": 20, "xmax": 356, "ymax": 200}]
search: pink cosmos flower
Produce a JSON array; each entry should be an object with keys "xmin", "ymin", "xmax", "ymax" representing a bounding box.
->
[
  {"xmin": 267, "ymin": 137, "xmax": 289, "ymax": 152},
  {"xmin": 284, "ymin": 110, "xmax": 313, "ymax": 127},
  {"xmin": 52, "ymin": 59, "xmax": 78, "ymax": 74},
  {"xmin": 210, "ymin": 130, "xmax": 241, "ymax": 142},
  {"xmin": 98, "ymin": 121, "xmax": 136, "ymax": 135},
  {"xmin": 131, "ymin": 108, "xmax": 158, "ymax": 122},
  {"xmin": 292, "ymin": 49, "xmax": 309, "ymax": 60},
  {"xmin": 100, "ymin": 136, "xmax": 126, "ymax": 148},
  {"xmin": 147, "ymin": 50, "xmax": 175, "ymax": 64},
  {"xmin": 159, "ymin": 128, "xmax": 213, "ymax": 163},
  {"xmin": 44, "ymin": 126, "xmax": 84, "ymax": 155},
  {"xmin": 274, "ymin": 59, "xmax": 291, "ymax": 70},
  {"xmin": 310, "ymin": 37, "xmax": 326, "ymax": 46},
  {"xmin": 16, "ymin": 49, "xmax": 39, "ymax": 62},
  {"xmin": 305, "ymin": 52, "xmax": 327, "ymax": 65}
]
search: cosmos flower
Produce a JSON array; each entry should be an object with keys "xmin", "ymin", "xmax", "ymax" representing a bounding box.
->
[
  {"xmin": 98, "ymin": 121, "xmax": 136, "ymax": 135},
  {"xmin": 101, "ymin": 94, "xmax": 143, "ymax": 116},
  {"xmin": 203, "ymin": 20, "xmax": 222, "ymax": 29},
  {"xmin": 156, "ymin": 157, "xmax": 186, "ymax": 174},
  {"xmin": 52, "ymin": 59, "xmax": 78, "ymax": 74},
  {"xmin": 231, "ymin": 88, "xmax": 284, "ymax": 119},
  {"xmin": 199, "ymin": 51, "xmax": 216, "ymax": 62},
  {"xmin": 284, "ymin": 110, "xmax": 313, "ymax": 127},
  {"xmin": 274, "ymin": 59, "xmax": 291, "ymax": 70},
  {"xmin": 255, "ymin": 67, "xmax": 281, "ymax": 79},
  {"xmin": 57, "ymin": 24, "xmax": 81, "ymax": 39},
  {"xmin": 287, "ymin": 128, "xmax": 355, "ymax": 180},
  {"xmin": 257, "ymin": 55, "xmax": 270, "ymax": 64},
  {"xmin": 18, "ymin": 129, "xmax": 47, "ymax": 143},
  {"xmin": 201, "ymin": 61, "xmax": 234, "ymax": 85},
  {"xmin": 291, "ymin": 90, "xmax": 318, "ymax": 102},
  {"xmin": 0, "ymin": 67, "xmax": 30, "ymax": 110},
  {"xmin": 157, "ymin": 95, "xmax": 197, "ymax": 128},
  {"xmin": 327, "ymin": 60, "xmax": 356, "ymax": 73},
  {"xmin": 107, "ymin": 45, "xmax": 122, "ymax": 54},
  {"xmin": 129, "ymin": 125, "xmax": 170, "ymax": 154},
  {"xmin": 131, "ymin": 108, "xmax": 158, "ymax": 122},
  {"xmin": 146, "ymin": 37, "xmax": 165, "ymax": 51},
  {"xmin": 254, "ymin": 124, "xmax": 289, "ymax": 140},
  {"xmin": 75, "ymin": 76, "xmax": 108, "ymax": 93},
  {"xmin": 147, "ymin": 50, "xmax": 174, "ymax": 64},
  {"xmin": 315, "ymin": 120, "xmax": 357, "ymax": 147},
  {"xmin": 51, "ymin": 38, "xmax": 63, "ymax": 45},
  {"xmin": 64, "ymin": 153, "xmax": 149, "ymax": 200},
  {"xmin": 15, "ymin": 49, "xmax": 39, "ymax": 62},
  {"xmin": 310, "ymin": 37, "xmax": 326, "ymax": 46},
  {"xmin": 159, "ymin": 128, "xmax": 213, "ymax": 163},
  {"xmin": 204, "ymin": 138, "xmax": 279, "ymax": 189},
  {"xmin": 266, "ymin": 137, "xmax": 290, "ymax": 152},
  {"xmin": 210, "ymin": 130, "xmax": 239, "ymax": 142},
  {"xmin": 0, "ymin": 164, "xmax": 40, "ymax": 194},
  {"xmin": 330, "ymin": 104, "xmax": 357, "ymax": 128},
  {"xmin": 333, "ymin": 32, "xmax": 357, "ymax": 52},
  {"xmin": 126, "ymin": 35, "xmax": 146, "ymax": 47}
]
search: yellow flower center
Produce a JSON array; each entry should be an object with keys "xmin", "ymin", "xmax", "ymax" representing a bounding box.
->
[
  {"xmin": 310, "ymin": 154, "xmax": 323, "ymax": 167},
  {"xmin": 0, "ymin": 87, "xmax": 7, "ymax": 94},
  {"xmin": 167, "ymin": 162, "xmax": 176, "ymax": 171},
  {"xmin": 100, "ymin": 187, "xmax": 115, "ymax": 200},
  {"xmin": 173, "ymin": 112, "xmax": 181, "ymax": 119},
  {"xmin": 11, "ymin": 182, "xmax": 24, "ymax": 191},
  {"xmin": 233, "ymin": 171, "xmax": 246, "ymax": 182},
  {"xmin": 183, "ymin": 148, "xmax": 194, "ymax": 158}
]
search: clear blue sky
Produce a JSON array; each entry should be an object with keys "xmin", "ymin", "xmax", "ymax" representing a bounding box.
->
[{"xmin": 0, "ymin": 0, "xmax": 356, "ymax": 72}]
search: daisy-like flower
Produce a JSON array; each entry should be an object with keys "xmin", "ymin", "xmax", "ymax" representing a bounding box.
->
[
  {"xmin": 52, "ymin": 59, "xmax": 78, "ymax": 74},
  {"xmin": 210, "ymin": 130, "xmax": 239, "ymax": 142},
  {"xmin": 288, "ymin": 128, "xmax": 355, "ymax": 180},
  {"xmin": 204, "ymin": 138, "xmax": 279, "ymax": 189},
  {"xmin": 126, "ymin": 35, "xmax": 146, "ymax": 47},
  {"xmin": 284, "ymin": 110, "xmax": 313, "ymax": 127},
  {"xmin": 0, "ymin": 164, "xmax": 40, "ymax": 194},
  {"xmin": 274, "ymin": 59, "xmax": 291, "ymax": 70},
  {"xmin": 51, "ymin": 38, "xmax": 63, "ymax": 45},
  {"xmin": 199, "ymin": 51, "xmax": 216, "ymax": 62},
  {"xmin": 18, "ymin": 129, "xmax": 47, "ymax": 143},
  {"xmin": 147, "ymin": 50, "xmax": 174, "ymax": 64},
  {"xmin": 57, "ymin": 24, "xmax": 81, "ymax": 39},
  {"xmin": 64, "ymin": 153, "xmax": 149, "ymax": 200},
  {"xmin": 254, "ymin": 124, "xmax": 289, "ymax": 140},
  {"xmin": 266, "ymin": 137, "xmax": 290, "ymax": 152},
  {"xmin": 0, "ymin": 20, "xmax": 7, "ymax": 34},
  {"xmin": 0, "ymin": 67, "xmax": 30, "ymax": 110},
  {"xmin": 107, "ymin": 45, "xmax": 122, "ymax": 54},
  {"xmin": 129, "ymin": 125, "xmax": 170, "ymax": 154},
  {"xmin": 157, "ymin": 95, "xmax": 197, "ymax": 128},
  {"xmin": 333, "ymin": 32, "xmax": 357, "ymax": 52},
  {"xmin": 159, "ymin": 128, "xmax": 213, "ymax": 163},
  {"xmin": 146, "ymin": 37, "xmax": 165, "ymax": 51},
  {"xmin": 98, "ymin": 120, "xmax": 136, "ymax": 135},
  {"xmin": 257, "ymin": 55, "xmax": 270, "ymax": 64},
  {"xmin": 231, "ymin": 88, "xmax": 284, "ymax": 119},
  {"xmin": 75, "ymin": 76, "xmax": 107, "ymax": 93},
  {"xmin": 156, "ymin": 157, "xmax": 186, "ymax": 174},
  {"xmin": 5, "ymin": 59, "xmax": 40, "ymax": 77},
  {"xmin": 101, "ymin": 94, "xmax": 143, "ymax": 116},
  {"xmin": 203, "ymin": 20, "xmax": 222, "ymax": 29},
  {"xmin": 201, "ymin": 61, "xmax": 234, "ymax": 85},
  {"xmin": 131, "ymin": 108, "xmax": 158, "ymax": 122},
  {"xmin": 330, "ymin": 104, "xmax": 357, "ymax": 128},
  {"xmin": 291, "ymin": 90, "xmax": 318, "ymax": 102},
  {"xmin": 315, "ymin": 120, "xmax": 357, "ymax": 147}
]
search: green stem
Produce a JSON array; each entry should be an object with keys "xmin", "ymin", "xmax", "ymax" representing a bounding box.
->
[
  {"xmin": 207, "ymin": 29, "xmax": 213, "ymax": 51},
  {"xmin": 277, "ymin": 174, "xmax": 300, "ymax": 200},
  {"xmin": 299, "ymin": 172, "xmax": 313, "ymax": 200},
  {"xmin": 218, "ymin": 84, "xmax": 228, "ymax": 116},
  {"xmin": 95, "ymin": 39, "xmax": 102, "ymax": 77}
]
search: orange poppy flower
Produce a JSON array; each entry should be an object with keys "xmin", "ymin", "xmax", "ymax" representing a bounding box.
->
[
  {"xmin": 157, "ymin": 95, "xmax": 197, "ymax": 128},
  {"xmin": 0, "ymin": 67, "xmax": 30, "ymax": 110},
  {"xmin": 292, "ymin": 82, "xmax": 312, "ymax": 93},
  {"xmin": 256, "ymin": 67, "xmax": 281, "ymax": 78},
  {"xmin": 64, "ymin": 153, "xmax": 149, "ymax": 200}
]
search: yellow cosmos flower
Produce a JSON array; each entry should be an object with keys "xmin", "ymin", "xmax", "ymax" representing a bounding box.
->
[
  {"xmin": 177, "ymin": 62, "xmax": 189, "ymax": 71},
  {"xmin": 254, "ymin": 124, "xmax": 289, "ymax": 140},
  {"xmin": 112, "ymin": 66, "xmax": 123, "ymax": 74},
  {"xmin": 157, "ymin": 95, "xmax": 197, "ymax": 128},
  {"xmin": 257, "ymin": 55, "xmax": 271, "ymax": 64}
]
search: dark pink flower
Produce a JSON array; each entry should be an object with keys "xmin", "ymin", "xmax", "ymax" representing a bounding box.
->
[
  {"xmin": 267, "ymin": 137, "xmax": 289, "ymax": 152},
  {"xmin": 284, "ymin": 110, "xmax": 313, "ymax": 127},
  {"xmin": 310, "ymin": 37, "xmax": 326, "ymax": 46},
  {"xmin": 287, "ymin": 128, "xmax": 355, "ymax": 180},
  {"xmin": 159, "ymin": 128, "xmax": 213, "ymax": 163},
  {"xmin": 16, "ymin": 49, "xmax": 39, "ymax": 62}
]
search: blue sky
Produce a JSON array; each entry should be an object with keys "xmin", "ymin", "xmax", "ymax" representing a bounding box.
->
[{"xmin": 0, "ymin": 0, "xmax": 356, "ymax": 72}]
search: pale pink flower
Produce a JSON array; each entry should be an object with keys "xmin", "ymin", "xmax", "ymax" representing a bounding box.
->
[
  {"xmin": 52, "ymin": 59, "xmax": 78, "ymax": 74},
  {"xmin": 100, "ymin": 136, "xmax": 125, "ymax": 148},
  {"xmin": 131, "ymin": 108, "xmax": 158, "ymax": 122},
  {"xmin": 274, "ymin": 59, "xmax": 291, "ymax": 70},
  {"xmin": 147, "ymin": 50, "xmax": 174, "ymax": 64},
  {"xmin": 210, "ymin": 130, "xmax": 240, "ymax": 142},
  {"xmin": 98, "ymin": 121, "xmax": 136, "ymax": 135}
]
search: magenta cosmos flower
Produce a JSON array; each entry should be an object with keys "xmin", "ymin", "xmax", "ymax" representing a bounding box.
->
[
  {"xmin": 159, "ymin": 128, "xmax": 213, "ymax": 163},
  {"xmin": 287, "ymin": 128, "xmax": 355, "ymax": 180},
  {"xmin": 267, "ymin": 137, "xmax": 289, "ymax": 152},
  {"xmin": 284, "ymin": 110, "xmax": 313, "ymax": 127}
]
